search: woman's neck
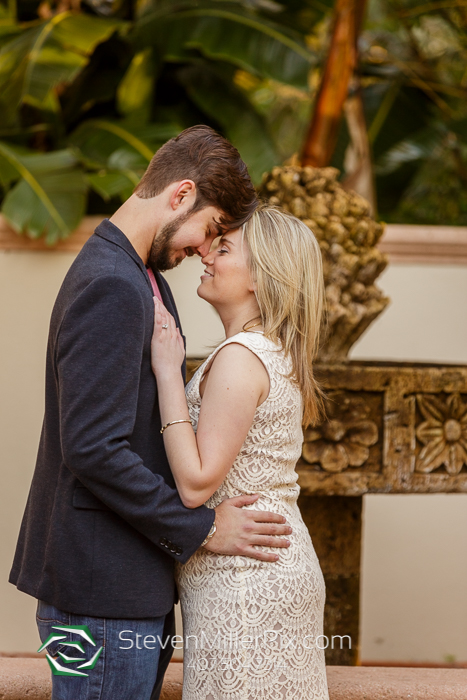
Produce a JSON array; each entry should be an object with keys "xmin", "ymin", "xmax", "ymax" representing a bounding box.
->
[{"xmin": 217, "ymin": 303, "xmax": 263, "ymax": 339}]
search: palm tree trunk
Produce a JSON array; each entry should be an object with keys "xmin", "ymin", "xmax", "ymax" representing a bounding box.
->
[{"xmin": 301, "ymin": 0, "xmax": 367, "ymax": 168}]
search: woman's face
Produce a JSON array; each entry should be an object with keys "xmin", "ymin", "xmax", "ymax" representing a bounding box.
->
[{"xmin": 197, "ymin": 228, "xmax": 255, "ymax": 308}]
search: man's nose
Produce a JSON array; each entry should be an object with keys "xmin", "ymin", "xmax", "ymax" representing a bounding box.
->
[{"xmin": 196, "ymin": 240, "xmax": 212, "ymax": 258}]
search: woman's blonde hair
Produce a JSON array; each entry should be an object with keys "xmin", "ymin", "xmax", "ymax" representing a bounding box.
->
[{"xmin": 242, "ymin": 204, "xmax": 325, "ymax": 427}]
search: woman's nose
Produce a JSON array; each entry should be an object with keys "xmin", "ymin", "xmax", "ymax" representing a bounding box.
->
[{"xmin": 201, "ymin": 249, "xmax": 215, "ymax": 265}]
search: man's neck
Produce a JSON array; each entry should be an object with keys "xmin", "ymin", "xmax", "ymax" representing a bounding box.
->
[{"xmin": 110, "ymin": 193, "xmax": 161, "ymax": 265}]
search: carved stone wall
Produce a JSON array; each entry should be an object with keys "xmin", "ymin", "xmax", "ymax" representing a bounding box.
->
[
  {"xmin": 298, "ymin": 361, "xmax": 467, "ymax": 496},
  {"xmin": 188, "ymin": 359, "xmax": 467, "ymax": 496}
]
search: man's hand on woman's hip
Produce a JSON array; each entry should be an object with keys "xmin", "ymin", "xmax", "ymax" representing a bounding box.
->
[{"xmin": 203, "ymin": 494, "xmax": 292, "ymax": 562}]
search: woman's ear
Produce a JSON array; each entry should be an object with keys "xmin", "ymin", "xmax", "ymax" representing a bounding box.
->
[{"xmin": 248, "ymin": 277, "xmax": 258, "ymax": 293}]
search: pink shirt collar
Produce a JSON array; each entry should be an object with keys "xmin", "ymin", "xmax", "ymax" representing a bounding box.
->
[{"xmin": 146, "ymin": 268, "xmax": 163, "ymax": 304}]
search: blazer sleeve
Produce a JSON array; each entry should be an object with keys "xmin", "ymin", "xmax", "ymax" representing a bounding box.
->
[{"xmin": 56, "ymin": 274, "xmax": 214, "ymax": 564}]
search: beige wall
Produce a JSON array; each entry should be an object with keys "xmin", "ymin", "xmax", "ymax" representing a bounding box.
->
[
  {"xmin": 1, "ymin": 250, "xmax": 466, "ymax": 662},
  {"xmin": 0, "ymin": 250, "xmax": 77, "ymax": 652},
  {"xmin": 348, "ymin": 263, "xmax": 467, "ymax": 663}
]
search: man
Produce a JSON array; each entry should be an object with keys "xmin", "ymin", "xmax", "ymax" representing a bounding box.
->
[{"xmin": 10, "ymin": 126, "xmax": 292, "ymax": 700}]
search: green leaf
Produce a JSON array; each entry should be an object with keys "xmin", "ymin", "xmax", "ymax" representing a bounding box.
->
[
  {"xmin": 132, "ymin": 4, "xmax": 315, "ymax": 88},
  {"xmin": 0, "ymin": 25, "xmax": 41, "ymax": 127},
  {"xmin": 177, "ymin": 63, "xmax": 279, "ymax": 183},
  {"xmin": 87, "ymin": 171, "xmax": 136, "ymax": 201},
  {"xmin": 0, "ymin": 13, "xmax": 126, "ymax": 122},
  {"xmin": 22, "ymin": 13, "xmax": 126, "ymax": 109},
  {"xmin": 117, "ymin": 47, "xmax": 158, "ymax": 123},
  {"xmin": 71, "ymin": 118, "xmax": 178, "ymax": 169},
  {"xmin": 0, "ymin": 142, "xmax": 86, "ymax": 243},
  {"xmin": 375, "ymin": 126, "xmax": 443, "ymax": 175},
  {"xmin": 0, "ymin": 152, "xmax": 17, "ymax": 186}
]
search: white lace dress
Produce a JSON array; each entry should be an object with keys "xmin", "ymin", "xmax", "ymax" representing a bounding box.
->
[{"xmin": 176, "ymin": 332, "xmax": 329, "ymax": 700}]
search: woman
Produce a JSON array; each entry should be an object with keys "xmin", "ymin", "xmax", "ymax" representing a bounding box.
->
[{"xmin": 151, "ymin": 205, "xmax": 329, "ymax": 700}]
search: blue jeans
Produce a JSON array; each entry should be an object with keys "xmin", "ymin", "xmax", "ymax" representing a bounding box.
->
[{"xmin": 36, "ymin": 600, "xmax": 175, "ymax": 700}]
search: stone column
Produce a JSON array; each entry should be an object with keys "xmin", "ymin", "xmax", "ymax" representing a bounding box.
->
[{"xmin": 298, "ymin": 495, "xmax": 362, "ymax": 665}]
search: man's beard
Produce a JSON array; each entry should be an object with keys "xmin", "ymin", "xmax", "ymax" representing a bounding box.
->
[{"xmin": 148, "ymin": 209, "xmax": 193, "ymax": 272}]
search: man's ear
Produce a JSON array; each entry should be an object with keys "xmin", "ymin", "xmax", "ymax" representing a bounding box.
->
[{"xmin": 170, "ymin": 180, "xmax": 196, "ymax": 211}]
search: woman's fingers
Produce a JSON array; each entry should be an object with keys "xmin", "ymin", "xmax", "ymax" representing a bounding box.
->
[
  {"xmin": 177, "ymin": 328, "xmax": 185, "ymax": 353},
  {"xmin": 153, "ymin": 299, "xmax": 183, "ymax": 362},
  {"xmin": 154, "ymin": 299, "xmax": 177, "ymax": 335}
]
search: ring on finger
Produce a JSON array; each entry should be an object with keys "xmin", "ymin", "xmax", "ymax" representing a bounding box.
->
[{"xmin": 162, "ymin": 324, "xmax": 169, "ymax": 329}]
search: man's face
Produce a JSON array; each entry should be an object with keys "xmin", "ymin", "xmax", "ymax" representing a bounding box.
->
[{"xmin": 148, "ymin": 205, "xmax": 225, "ymax": 272}]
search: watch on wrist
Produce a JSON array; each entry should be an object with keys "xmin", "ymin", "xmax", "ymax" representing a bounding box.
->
[{"xmin": 201, "ymin": 520, "xmax": 217, "ymax": 547}]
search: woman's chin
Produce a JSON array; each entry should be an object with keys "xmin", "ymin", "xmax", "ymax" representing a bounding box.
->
[
  {"xmin": 197, "ymin": 283, "xmax": 217, "ymax": 309},
  {"xmin": 197, "ymin": 283, "xmax": 209, "ymax": 301}
]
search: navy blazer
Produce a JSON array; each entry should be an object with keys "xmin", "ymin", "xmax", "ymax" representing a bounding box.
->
[{"xmin": 9, "ymin": 220, "xmax": 214, "ymax": 618}]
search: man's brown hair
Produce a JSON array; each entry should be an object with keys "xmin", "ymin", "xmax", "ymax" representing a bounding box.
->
[{"xmin": 134, "ymin": 125, "xmax": 258, "ymax": 228}]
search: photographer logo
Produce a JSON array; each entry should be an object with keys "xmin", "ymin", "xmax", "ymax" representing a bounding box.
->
[{"xmin": 38, "ymin": 625, "xmax": 103, "ymax": 677}]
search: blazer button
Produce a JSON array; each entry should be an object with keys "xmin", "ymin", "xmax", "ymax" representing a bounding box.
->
[
  {"xmin": 176, "ymin": 547, "xmax": 183, "ymax": 555},
  {"xmin": 159, "ymin": 538, "xmax": 167, "ymax": 546}
]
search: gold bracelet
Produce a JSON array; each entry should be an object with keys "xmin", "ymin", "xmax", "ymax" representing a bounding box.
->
[
  {"xmin": 201, "ymin": 521, "xmax": 217, "ymax": 547},
  {"xmin": 160, "ymin": 419, "xmax": 192, "ymax": 435}
]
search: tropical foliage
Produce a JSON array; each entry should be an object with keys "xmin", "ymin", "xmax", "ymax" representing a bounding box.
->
[
  {"xmin": 0, "ymin": 0, "xmax": 315, "ymax": 242},
  {"xmin": 243, "ymin": 0, "xmax": 467, "ymax": 224},
  {"xmin": 0, "ymin": 0, "xmax": 465, "ymax": 241},
  {"xmin": 363, "ymin": 0, "xmax": 467, "ymax": 224}
]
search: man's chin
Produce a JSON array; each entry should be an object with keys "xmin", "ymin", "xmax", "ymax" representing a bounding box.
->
[
  {"xmin": 155, "ymin": 254, "xmax": 185, "ymax": 272},
  {"xmin": 170, "ymin": 255, "xmax": 185, "ymax": 270}
]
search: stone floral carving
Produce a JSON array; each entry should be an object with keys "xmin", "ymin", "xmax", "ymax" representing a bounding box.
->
[
  {"xmin": 302, "ymin": 393, "xmax": 378, "ymax": 473},
  {"xmin": 415, "ymin": 393, "xmax": 467, "ymax": 475}
]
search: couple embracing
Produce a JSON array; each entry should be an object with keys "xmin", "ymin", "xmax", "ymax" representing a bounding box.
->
[{"xmin": 10, "ymin": 126, "xmax": 329, "ymax": 700}]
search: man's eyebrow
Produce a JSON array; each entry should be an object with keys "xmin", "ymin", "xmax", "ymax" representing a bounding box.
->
[{"xmin": 208, "ymin": 222, "xmax": 224, "ymax": 237}]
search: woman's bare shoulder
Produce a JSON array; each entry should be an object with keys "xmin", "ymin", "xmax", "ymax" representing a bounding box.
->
[{"xmin": 203, "ymin": 339, "xmax": 270, "ymax": 405}]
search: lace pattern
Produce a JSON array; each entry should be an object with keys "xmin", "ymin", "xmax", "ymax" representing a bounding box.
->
[{"xmin": 176, "ymin": 332, "xmax": 329, "ymax": 700}]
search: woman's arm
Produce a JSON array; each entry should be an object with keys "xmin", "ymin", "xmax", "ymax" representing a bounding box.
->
[{"xmin": 151, "ymin": 299, "xmax": 269, "ymax": 508}]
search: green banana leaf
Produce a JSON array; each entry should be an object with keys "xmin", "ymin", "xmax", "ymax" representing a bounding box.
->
[
  {"xmin": 132, "ymin": 3, "xmax": 314, "ymax": 89},
  {"xmin": 71, "ymin": 119, "xmax": 179, "ymax": 169},
  {"xmin": 0, "ymin": 142, "xmax": 86, "ymax": 243},
  {"xmin": 0, "ymin": 24, "xmax": 42, "ymax": 127},
  {"xmin": 71, "ymin": 119, "xmax": 180, "ymax": 201},
  {"xmin": 0, "ymin": 12, "xmax": 125, "ymax": 121},
  {"xmin": 117, "ymin": 47, "xmax": 158, "ymax": 124},
  {"xmin": 86, "ymin": 171, "xmax": 136, "ymax": 202},
  {"xmin": 26, "ymin": 13, "xmax": 126, "ymax": 109},
  {"xmin": 177, "ymin": 62, "xmax": 278, "ymax": 183}
]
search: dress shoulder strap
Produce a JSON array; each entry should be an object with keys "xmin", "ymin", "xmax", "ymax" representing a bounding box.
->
[{"xmin": 198, "ymin": 331, "xmax": 282, "ymax": 386}]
